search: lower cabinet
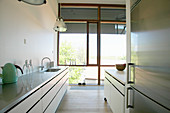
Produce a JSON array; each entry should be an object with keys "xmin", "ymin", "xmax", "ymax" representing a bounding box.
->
[
  {"xmin": 104, "ymin": 78, "xmax": 111, "ymax": 104},
  {"xmin": 44, "ymin": 79, "xmax": 68, "ymax": 113},
  {"xmin": 104, "ymin": 72, "xmax": 125, "ymax": 113},
  {"xmin": 43, "ymin": 73, "xmax": 69, "ymax": 112},
  {"xmin": 110, "ymin": 83, "xmax": 124, "ymax": 113},
  {"xmin": 8, "ymin": 88, "xmax": 43, "ymax": 113},
  {"xmin": 7, "ymin": 68, "xmax": 69, "ymax": 113},
  {"xmin": 29, "ymin": 100, "xmax": 43, "ymax": 113}
]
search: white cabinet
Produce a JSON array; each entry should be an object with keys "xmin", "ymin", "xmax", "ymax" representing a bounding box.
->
[
  {"xmin": 44, "ymin": 79, "xmax": 68, "ymax": 113},
  {"xmin": 42, "ymin": 72, "xmax": 69, "ymax": 112},
  {"xmin": 8, "ymin": 88, "xmax": 43, "ymax": 113},
  {"xmin": 104, "ymin": 78, "xmax": 111, "ymax": 104},
  {"xmin": 29, "ymin": 100, "xmax": 43, "ymax": 113},
  {"xmin": 7, "ymin": 68, "xmax": 69, "ymax": 113},
  {"xmin": 104, "ymin": 72, "xmax": 125, "ymax": 113},
  {"xmin": 110, "ymin": 83, "xmax": 124, "ymax": 113}
]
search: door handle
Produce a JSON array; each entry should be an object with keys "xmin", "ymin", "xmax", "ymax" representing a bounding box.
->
[
  {"xmin": 127, "ymin": 63, "xmax": 135, "ymax": 84},
  {"xmin": 126, "ymin": 87, "xmax": 134, "ymax": 108}
]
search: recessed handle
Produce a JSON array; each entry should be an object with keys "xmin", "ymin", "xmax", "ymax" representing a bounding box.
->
[{"xmin": 127, "ymin": 63, "xmax": 135, "ymax": 84}]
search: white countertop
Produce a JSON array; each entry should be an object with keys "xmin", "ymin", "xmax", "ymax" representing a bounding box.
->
[{"xmin": 105, "ymin": 68, "xmax": 127, "ymax": 85}]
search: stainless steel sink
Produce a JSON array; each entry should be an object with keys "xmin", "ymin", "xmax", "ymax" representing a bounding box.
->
[{"xmin": 45, "ymin": 68, "xmax": 60, "ymax": 72}]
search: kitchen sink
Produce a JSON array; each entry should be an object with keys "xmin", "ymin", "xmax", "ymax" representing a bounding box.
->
[{"xmin": 45, "ymin": 68, "xmax": 61, "ymax": 72}]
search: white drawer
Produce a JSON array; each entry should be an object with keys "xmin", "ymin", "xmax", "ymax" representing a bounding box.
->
[
  {"xmin": 110, "ymin": 84, "xmax": 124, "ymax": 113},
  {"xmin": 8, "ymin": 89, "xmax": 42, "ymax": 113},
  {"xmin": 41, "ymin": 69, "xmax": 68, "ymax": 96},
  {"xmin": 29, "ymin": 100, "xmax": 43, "ymax": 113},
  {"xmin": 44, "ymin": 79, "xmax": 69, "ymax": 113},
  {"xmin": 44, "ymin": 83, "xmax": 65, "ymax": 113},
  {"xmin": 42, "ymin": 73, "xmax": 68, "ymax": 111},
  {"xmin": 105, "ymin": 72, "xmax": 125, "ymax": 95}
]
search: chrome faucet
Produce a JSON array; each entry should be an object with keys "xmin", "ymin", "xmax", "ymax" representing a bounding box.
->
[{"xmin": 41, "ymin": 57, "xmax": 51, "ymax": 70}]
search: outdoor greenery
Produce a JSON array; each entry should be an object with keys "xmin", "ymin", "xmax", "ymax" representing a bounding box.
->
[
  {"xmin": 59, "ymin": 41, "xmax": 83, "ymax": 84},
  {"xmin": 59, "ymin": 41, "xmax": 75, "ymax": 65},
  {"xmin": 69, "ymin": 67, "xmax": 83, "ymax": 84}
]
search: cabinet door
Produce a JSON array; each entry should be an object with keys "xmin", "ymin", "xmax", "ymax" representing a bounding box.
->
[
  {"xmin": 29, "ymin": 100, "xmax": 43, "ymax": 113},
  {"xmin": 44, "ymin": 79, "xmax": 69, "ymax": 113},
  {"xmin": 42, "ymin": 73, "xmax": 68, "ymax": 111},
  {"xmin": 110, "ymin": 84, "xmax": 124, "ymax": 113},
  {"xmin": 41, "ymin": 69, "xmax": 68, "ymax": 96},
  {"xmin": 104, "ymin": 77, "xmax": 111, "ymax": 104},
  {"xmin": 105, "ymin": 72, "xmax": 125, "ymax": 95},
  {"xmin": 8, "ymin": 89, "xmax": 43, "ymax": 113}
]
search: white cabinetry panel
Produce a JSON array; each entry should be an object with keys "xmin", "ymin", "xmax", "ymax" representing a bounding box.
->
[
  {"xmin": 105, "ymin": 72, "xmax": 125, "ymax": 94},
  {"xmin": 110, "ymin": 84, "xmax": 124, "ymax": 113},
  {"xmin": 8, "ymin": 89, "xmax": 43, "ymax": 113},
  {"xmin": 44, "ymin": 79, "xmax": 69, "ymax": 113},
  {"xmin": 104, "ymin": 78, "xmax": 111, "ymax": 104},
  {"xmin": 42, "ymin": 73, "xmax": 68, "ymax": 111},
  {"xmin": 104, "ymin": 71, "xmax": 125, "ymax": 113},
  {"xmin": 29, "ymin": 100, "xmax": 43, "ymax": 113},
  {"xmin": 42, "ymin": 70, "xmax": 68, "ymax": 96}
]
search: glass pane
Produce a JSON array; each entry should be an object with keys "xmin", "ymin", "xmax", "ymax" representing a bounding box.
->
[
  {"xmin": 101, "ymin": 8, "xmax": 126, "ymax": 21},
  {"xmin": 59, "ymin": 23, "xmax": 87, "ymax": 65},
  {"xmin": 101, "ymin": 23, "xmax": 126, "ymax": 34},
  {"xmin": 101, "ymin": 24, "xmax": 126, "ymax": 65},
  {"xmin": 115, "ymin": 24, "xmax": 126, "ymax": 34},
  {"xmin": 69, "ymin": 66, "xmax": 98, "ymax": 85},
  {"xmin": 89, "ymin": 23, "xmax": 97, "ymax": 64},
  {"xmin": 63, "ymin": 23, "xmax": 87, "ymax": 33},
  {"xmin": 61, "ymin": 7, "xmax": 98, "ymax": 19},
  {"xmin": 84, "ymin": 67, "xmax": 98, "ymax": 85},
  {"xmin": 59, "ymin": 34, "xmax": 87, "ymax": 65}
]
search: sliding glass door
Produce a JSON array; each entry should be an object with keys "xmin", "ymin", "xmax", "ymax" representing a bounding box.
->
[{"xmin": 57, "ymin": 4, "xmax": 126, "ymax": 85}]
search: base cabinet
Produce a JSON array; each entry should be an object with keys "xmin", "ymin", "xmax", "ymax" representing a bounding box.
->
[
  {"xmin": 104, "ymin": 72, "xmax": 125, "ymax": 113},
  {"xmin": 42, "ymin": 72, "xmax": 68, "ymax": 112},
  {"xmin": 104, "ymin": 77, "xmax": 110, "ymax": 104},
  {"xmin": 8, "ymin": 88, "xmax": 43, "ymax": 113},
  {"xmin": 110, "ymin": 83, "xmax": 124, "ymax": 113},
  {"xmin": 45, "ymin": 80, "xmax": 68, "ymax": 113},
  {"xmin": 29, "ymin": 100, "xmax": 43, "ymax": 113},
  {"xmin": 7, "ymin": 68, "xmax": 69, "ymax": 113}
]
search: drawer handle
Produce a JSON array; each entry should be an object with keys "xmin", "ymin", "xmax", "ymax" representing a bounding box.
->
[
  {"xmin": 126, "ymin": 87, "xmax": 134, "ymax": 108},
  {"xmin": 127, "ymin": 63, "xmax": 135, "ymax": 84}
]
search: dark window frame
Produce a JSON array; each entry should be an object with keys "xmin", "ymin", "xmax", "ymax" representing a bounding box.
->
[{"xmin": 57, "ymin": 3, "xmax": 126, "ymax": 85}]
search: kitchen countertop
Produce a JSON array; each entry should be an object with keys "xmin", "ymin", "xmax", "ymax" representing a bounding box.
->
[
  {"xmin": 0, "ymin": 67, "xmax": 68, "ymax": 112},
  {"xmin": 105, "ymin": 68, "xmax": 127, "ymax": 85}
]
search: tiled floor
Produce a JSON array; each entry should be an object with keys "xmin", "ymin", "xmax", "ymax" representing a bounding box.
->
[{"xmin": 56, "ymin": 86, "xmax": 113, "ymax": 113}]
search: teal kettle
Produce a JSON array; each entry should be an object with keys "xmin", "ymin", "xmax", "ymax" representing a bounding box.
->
[{"xmin": 0, "ymin": 63, "xmax": 23, "ymax": 84}]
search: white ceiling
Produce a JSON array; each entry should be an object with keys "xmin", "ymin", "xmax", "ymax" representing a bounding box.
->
[{"xmin": 58, "ymin": 0, "xmax": 126, "ymax": 4}]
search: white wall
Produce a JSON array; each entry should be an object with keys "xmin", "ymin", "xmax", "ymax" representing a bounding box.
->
[{"xmin": 0, "ymin": 0, "xmax": 58, "ymax": 73}]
